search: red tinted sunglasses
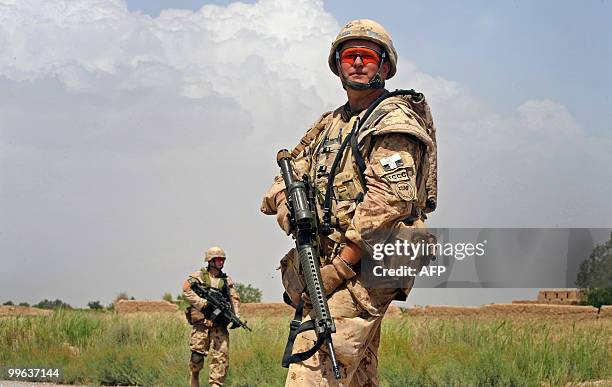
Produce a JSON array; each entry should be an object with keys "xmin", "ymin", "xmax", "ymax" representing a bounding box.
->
[{"xmin": 339, "ymin": 47, "xmax": 382, "ymax": 66}]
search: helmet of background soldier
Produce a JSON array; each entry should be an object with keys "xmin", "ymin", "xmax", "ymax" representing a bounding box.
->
[
  {"xmin": 328, "ymin": 19, "xmax": 398, "ymax": 80},
  {"xmin": 204, "ymin": 246, "xmax": 226, "ymax": 262}
]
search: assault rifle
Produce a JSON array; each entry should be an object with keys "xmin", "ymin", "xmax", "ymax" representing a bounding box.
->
[
  {"xmin": 276, "ymin": 149, "xmax": 341, "ymax": 380},
  {"xmin": 187, "ymin": 278, "xmax": 251, "ymax": 332}
]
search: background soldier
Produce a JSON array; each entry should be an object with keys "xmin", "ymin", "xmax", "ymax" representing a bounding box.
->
[
  {"xmin": 182, "ymin": 246, "xmax": 241, "ymax": 387},
  {"xmin": 261, "ymin": 19, "xmax": 436, "ymax": 386}
]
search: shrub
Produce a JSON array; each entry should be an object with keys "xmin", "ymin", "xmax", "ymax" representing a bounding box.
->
[
  {"xmin": 162, "ymin": 292, "xmax": 173, "ymax": 303},
  {"xmin": 34, "ymin": 299, "xmax": 72, "ymax": 309},
  {"xmin": 88, "ymin": 301, "xmax": 103, "ymax": 310},
  {"xmin": 234, "ymin": 283, "xmax": 262, "ymax": 303},
  {"xmin": 577, "ymin": 232, "xmax": 612, "ymax": 308}
]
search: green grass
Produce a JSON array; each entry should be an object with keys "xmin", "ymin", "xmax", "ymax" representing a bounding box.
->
[
  {"xmin": 379, "ymin": 318, "xmax": 611, "ymax": 386},
  {"xmin": 1, "ymin": 310, "xmax": 610, "ymax": 386}
]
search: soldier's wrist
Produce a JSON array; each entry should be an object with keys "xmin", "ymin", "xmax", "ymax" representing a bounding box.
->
[
  {"xmin": 339, "ymin": 241, "xmax": 362, "ymax": 266},
  {"xmin": 332, "ymin": 256, "xmax": 356, "ymax": 279}
]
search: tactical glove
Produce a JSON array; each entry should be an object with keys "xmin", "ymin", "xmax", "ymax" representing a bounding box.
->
[
  {"xmin": 303, "ymin": 257, "xmax": 356, "ymax": 304},
  {"xmin": 321, "ymin": 256, "xmax": 357, "ymax": 294}
]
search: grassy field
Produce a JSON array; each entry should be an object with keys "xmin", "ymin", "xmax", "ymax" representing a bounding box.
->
[{"xmin": 1, "ymin": 310, "xmax": 611, "ymax": 386}]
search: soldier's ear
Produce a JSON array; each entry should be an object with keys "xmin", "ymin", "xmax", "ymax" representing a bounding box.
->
[{"xmin": 381, "ymin": 62, "xmax": 391, "ymax": 80}]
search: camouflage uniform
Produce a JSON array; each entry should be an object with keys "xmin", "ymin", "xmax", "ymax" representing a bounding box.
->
[
  {"xmin": 261, "ymin": 19, "xmax": 435, "ymax": 387},
  {"xmin": 183, "ymin": 265, "xmax": 241, "ymax": 387}
]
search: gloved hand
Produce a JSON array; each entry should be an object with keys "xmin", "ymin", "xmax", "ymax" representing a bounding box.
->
[
  {"xmin": 197, "ymin": 299, "xmax": 208, "ymax": 311},
  {"xmin": 321, "ymin": 256, "xmax": 357, "ymax": 294},
  {"xmin": 303, "ymin": 257, "xmax": 356, "ymax": 303},
  {"xmin": 275, "ymin": 191, "xmax": 292, "ymax": 235}
]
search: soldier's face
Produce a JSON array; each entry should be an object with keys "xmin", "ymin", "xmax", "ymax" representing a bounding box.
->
[
  {"xmin": 211, "ymin": 257, "xmax": 225, "ymax": 269},
  {"xmin": 338, "ymin": 39, "xmax": 390, "ymax": 85}
]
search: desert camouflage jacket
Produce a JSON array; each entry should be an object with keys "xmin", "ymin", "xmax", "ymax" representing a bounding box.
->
[
  {"xmin": 182, "ymin": 267, "xmax": 241, "ymax": 317},
  {"xmin": 261, "ymin": 92, "xmax": 434, "ymax": 313}
]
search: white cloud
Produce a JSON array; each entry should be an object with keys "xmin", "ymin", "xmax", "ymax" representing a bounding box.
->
[
  {"xmin": 0, "ymin": 0, "xmax": 341, "ymax": 139},
  {"xmin": 518, "ymin": 99, "xmax": 580, "ymax": 136},
  {"xmin": 0, "ymin": 0, "xmax": 610, "ymax": 306}
]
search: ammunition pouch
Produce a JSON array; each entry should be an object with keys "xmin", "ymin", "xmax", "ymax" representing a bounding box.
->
[
  {"xmin": 361, "ymin": 219, "xmax": 435, "ymax": 301},
  {"xmin": 279, "ymin": 248, "xmax": 306, "ymax": 308},
  {"xmin": 185, "ymin": 306, "xmax": 207, "ymax": 326},
  {"xmin": 396, "ymin": 220, "xmax": 436, "ymax": 267},
  {"xmin": 394, "ymin": 220, "xmax": 436, "ymax": 299}
]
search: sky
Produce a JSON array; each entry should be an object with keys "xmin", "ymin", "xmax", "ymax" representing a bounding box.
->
[{"xmin": 1, "ymin": 0, "xmax": 611, "ymax": 308}]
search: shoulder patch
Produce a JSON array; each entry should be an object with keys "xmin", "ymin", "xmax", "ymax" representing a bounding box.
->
[
  {"xmin": 394, "ymin": 181, "xmax": 417, "ymax": 201},
  {"xmin": 379, "ymin": 153, "xmax": 403, "ymax": 171},
  {"xmin": 372, "ymin": 151, "xmax": 415, "ymax": 180},
  {"xmin": 383, "ymin": 168, "xmax": 411, "ymax": 183}
]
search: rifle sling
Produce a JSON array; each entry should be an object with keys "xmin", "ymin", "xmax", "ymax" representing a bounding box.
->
[
  {"xmin": 291, "ymin": 112, "xmax": 331, "ymax": 158},
  {"xmin": 281, "ymin": 298, "xmax": 329, "ymax": 368},
  {"xmin": 350, "ymin": 131, "xmax": 367, "ymax": 193},
  {"xmin": 322, "ymin": 119, "xmax": 359, "ymax": 233}
]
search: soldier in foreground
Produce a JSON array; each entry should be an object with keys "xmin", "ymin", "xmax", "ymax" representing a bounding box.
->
[
  {"xmin": 182, "ymin": 246, "xmax": 241, "ymax": 387},
  {"xmin": 261, "ymin": 19, "xmax": 437, "ymax": 386}
]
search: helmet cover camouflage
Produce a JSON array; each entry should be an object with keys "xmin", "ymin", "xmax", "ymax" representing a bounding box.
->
[
  {"xmin": 205, "ymin": 246, "xmax": 226, "ymax": 262},
  {"xmin": 328, "ymin": 19, "xmax": 398, "ymax": 79}
]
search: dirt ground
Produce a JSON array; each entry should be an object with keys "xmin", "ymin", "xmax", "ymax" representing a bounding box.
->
[
  {"xmin": 2, "ymin": 302, "xmax": 609, "ymax": 320},
  {"xmin": 0, "ymin": 306, "xmax": 51, "ymax": 317},
  {"xmin": 114, "ymin": 299, "xmax": 178, "ymax": 314}
]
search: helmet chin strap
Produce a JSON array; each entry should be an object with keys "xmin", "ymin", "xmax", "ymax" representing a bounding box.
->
[{"xmin": 336, "ymin": 50, "xmax": 386, "ymax": 90}]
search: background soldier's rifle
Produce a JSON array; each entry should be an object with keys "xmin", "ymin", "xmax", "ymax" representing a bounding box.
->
[
  {"xmin": 187, "ymin": 279, "xmax": 251, "ymax": 332},
  {"xmin": 276, "ymin": 149, "xmax": 342, "ymax": 380}
]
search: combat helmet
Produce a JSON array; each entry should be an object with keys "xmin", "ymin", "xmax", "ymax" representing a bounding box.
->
[
  {"xmin": 328, "ymin": 19, "xmax": 398, "ymax": 90},
  {"xmin": 205, "ymin": 246, "xmax": 226, "ymax": 262}
]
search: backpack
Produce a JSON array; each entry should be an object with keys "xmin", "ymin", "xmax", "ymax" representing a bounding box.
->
[{"xmin": 396, "ymin": 91, "xmax": 437, "ymax": 213}]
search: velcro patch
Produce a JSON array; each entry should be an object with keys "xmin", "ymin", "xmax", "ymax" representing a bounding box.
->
[
  {"xmin": 383, "ymin": 168, "xmax": 411, "ymax": 183},
  {"xmin": 379, "ymin": 153, "xmax": 403, "ymax": 171},
  {"xmin": 394, "ymin": 181, "xmax": 416, "ymax": 201}
]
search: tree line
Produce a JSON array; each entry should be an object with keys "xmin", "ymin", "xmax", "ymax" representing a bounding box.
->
[{"xmin": 2, "ymin": 282, "xmax": 263, "ymax": 310}]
